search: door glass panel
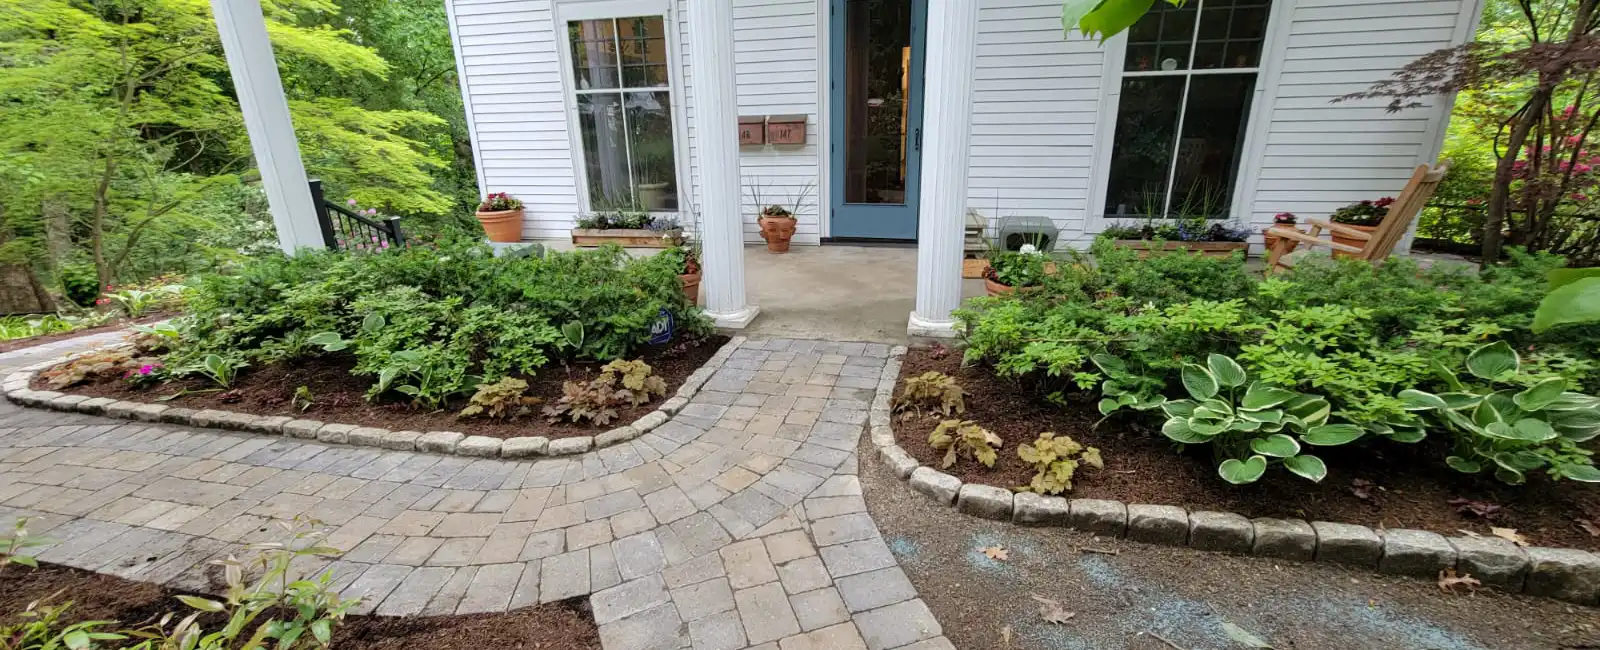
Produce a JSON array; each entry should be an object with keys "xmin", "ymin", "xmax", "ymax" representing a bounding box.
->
[{"xmin": 843, "ymin": 0, "xmax": 913, "ymax": 205}]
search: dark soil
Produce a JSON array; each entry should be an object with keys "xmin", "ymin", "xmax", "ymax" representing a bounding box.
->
[
  {"xmin": 894, "ymin": 346, "xmax": 1600, "ymax": 552},
  {"xmin": 0, "ymin": 312, "xmax": 174, "ymax": 354},
  {"xmin": 861, "ymin": 439, "xmax": 1600, "ymax": 650},
  {"xmin": 0, "ymin": 563, "xmax": 600, "ymax": 650},
  {"xmin": 46, "ymin": 335, "xmax": 728, "ymax": 440}
]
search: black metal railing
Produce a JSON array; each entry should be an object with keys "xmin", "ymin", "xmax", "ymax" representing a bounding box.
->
[{"xmin": 309, "ymin": 179, "xmax": 405, "ymax": 252}]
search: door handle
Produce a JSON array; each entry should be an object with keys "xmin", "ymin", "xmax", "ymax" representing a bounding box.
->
[{"xmin": 914, "ymin": 128, "xmax": 921, "ymax": 151}]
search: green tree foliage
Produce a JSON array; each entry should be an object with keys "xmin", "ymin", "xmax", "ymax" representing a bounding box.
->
[{"xmin": 0, "ymin": 0, "xmax": 454, "ymax": 297}]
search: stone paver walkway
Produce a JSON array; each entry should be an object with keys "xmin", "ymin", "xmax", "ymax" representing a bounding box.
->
[{"xmin": 0, "ymin": 336, "xmax": 951, "ymax": 650}]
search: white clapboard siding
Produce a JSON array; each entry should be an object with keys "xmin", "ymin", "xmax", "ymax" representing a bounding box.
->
[
  {"xmin": 966, "ymin": 0, "xmax": 1108, "ymax": 246},
  {"xmin": 679, "ymin": 0, "xmax": 822, "ymax": 245},
  {"xmin": 1241, "ymin": 0, "xmax": 1476, "ymax": 238},
  {"xmin": 448, "ymin": 0, "xmax": 582, "ymax": 241}
]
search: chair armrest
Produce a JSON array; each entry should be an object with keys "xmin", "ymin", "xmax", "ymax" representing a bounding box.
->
[
  {"xmin": 1302, "ymin": 218, "xmax": 1372, "ymax": 240},
  {"xmin": 1265, "ymin": 225, "xmax": 1364, "ymax": 254}
]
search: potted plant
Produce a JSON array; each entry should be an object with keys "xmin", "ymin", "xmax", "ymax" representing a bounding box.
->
[
  {"xmin": 1329, "ymin": 197, "xmax": 1393, "ymax": 256},
  {"xmin": 1102, "ymin": 216, "xmax": 1251, "ymax": 258},
  {"xmin": 476, "ymin": 192, "xmax": 524, "ymax": 243},
  {"xmin": 661, "ymin": 232, "xmax": 702, "ymax": 305},
  {"xmin": 571, "ymin": 208, "xmax": 680, "ymax": 248},
  {"xmin": 749, "ymin": 178, "xmax": 812, "ymax": 254},
  {"xmin": 983, "ymin": 244, "xmax": 1050, "ymax": 296},
  {"xmin": 1264, "ymin": 212, "xmax": 1296, "ymax": 250}
]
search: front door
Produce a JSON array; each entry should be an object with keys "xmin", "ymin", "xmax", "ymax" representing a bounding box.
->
[{"xmin": 829, "ymin": 0, "xmax": 926, "ymax": 240}]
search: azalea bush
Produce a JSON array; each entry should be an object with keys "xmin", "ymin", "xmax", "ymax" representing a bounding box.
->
[
  {"xmin": 956, "ymin": 243, "xmax": 1600, "ymax": 486},
  {"xmin": 149, "ymin": 241, "xmax": 709, "ymax": 409}
]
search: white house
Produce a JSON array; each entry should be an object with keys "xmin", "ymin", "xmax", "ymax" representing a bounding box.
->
[{"xmin": 207, "ymin": 0, "xmax": 1484, "ymax": 338}]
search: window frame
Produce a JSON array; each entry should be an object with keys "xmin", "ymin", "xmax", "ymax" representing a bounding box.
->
[
  {"xmin": 553, "ymin": 0, "xmax": 692, "ymax": 218},
  {"xmin": 1086, "ymin": 0, "xmax": 1295, "ymax": 232}
]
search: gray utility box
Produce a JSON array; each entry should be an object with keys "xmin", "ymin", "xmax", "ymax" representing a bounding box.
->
[{"xmin": 996, "ymin": 216, "xmax": 1059, "ymax": 251}]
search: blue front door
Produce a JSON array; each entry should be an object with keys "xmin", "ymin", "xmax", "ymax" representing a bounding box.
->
[{"xmin": 829, "ymin": 0, "xmax": 926, "ymax": 240}]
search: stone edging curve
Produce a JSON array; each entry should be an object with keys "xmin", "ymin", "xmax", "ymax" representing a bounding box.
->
[
  {"xmin": 1, "ymin": 336, "xmax": 745, "ymax": 460},
  {"xmin": 867, "ymin": 347, "xmax": 1600, "ymax": 608}
]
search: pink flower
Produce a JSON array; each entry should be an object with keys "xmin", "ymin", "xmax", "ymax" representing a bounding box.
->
[
  {"xmin": 1578, "ymin": 164, "xmax": 1593, "ymax": 174},
  {"xmin": 1374, "ymin": 197, "xmax": 1395, "ymax": 207},
  {"xmin": 347, "ymin": 198, "xmax": 358, "ymax": 206},
  {"xmin": 1466, "ymin": 198, "xmax": 1484, "ymax": 206},
  {"xmin": 1572, "ymin": 193, "xmax": 1589, "ymax": 201}
]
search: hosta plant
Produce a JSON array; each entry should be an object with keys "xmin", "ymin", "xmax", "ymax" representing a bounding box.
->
[
  {"xmin": 183, "ymin": 354, "xmax": 247, "ymax": 389},
  {"xmin": 928, "ymin": 420, "xmax": 1004, "ymax": 469},
  {"xmin": 1399, "ymin": 341, "xmax": 1600, "ymax": 484},
  {"xmin": 460, "ymin": 377, "xmax": 543, "ymax": 420},
  {"xmin": 893, "ymin": 371, "xmax": 966, "ymax": 418},
  {"xmin": 1089, "ymin": 353, "xmax": 1166, "ymax": 421},
  {"xmin": 1161, "ymin": 354, "xmax": 1369, "ymax": 485},
  {"xmin": 1016, "ymin": 431, "xmax": 1103, "ymax": 494}
]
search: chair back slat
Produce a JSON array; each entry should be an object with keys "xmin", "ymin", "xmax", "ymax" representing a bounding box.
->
[{"xmin": 1359, "ymin": 163, "xmax": 1448, "ymax": 261}]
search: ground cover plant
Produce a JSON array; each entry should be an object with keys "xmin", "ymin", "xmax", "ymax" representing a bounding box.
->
[
  {"xmin": 39, "ymin": 241, "xmax": 714, "ymax": 435},
  {"xmin": 953, "ymin": 238, "xmax": 1600, "ymax": 488}
]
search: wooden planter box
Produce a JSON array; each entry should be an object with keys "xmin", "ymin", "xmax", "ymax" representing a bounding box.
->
[
  {"xmin": 571, "ymin": 228, "xmax": 679, "ymax": 248},
  {"xmin": 1113, "ymin": 240, "xmax": 1249, "ymax": 258}
]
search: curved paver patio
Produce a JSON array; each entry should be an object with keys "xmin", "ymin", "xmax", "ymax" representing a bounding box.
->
[{"xmin": 0, "ymin": 336, "xmax": 951, "ymax": 650}]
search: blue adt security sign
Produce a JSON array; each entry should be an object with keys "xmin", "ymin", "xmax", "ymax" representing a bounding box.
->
[{"xmin": 648, "ymin": 308, "xmax": 674, "ymax": 345}]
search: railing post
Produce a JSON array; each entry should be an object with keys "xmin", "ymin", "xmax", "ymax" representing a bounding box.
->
[
  {"xmin": 307, "ymin": 179, "xmax": 338, "ymax": 249},
  {"xmin": 387, "ymin": 217, "xmax": 406, "ymax": 247}
]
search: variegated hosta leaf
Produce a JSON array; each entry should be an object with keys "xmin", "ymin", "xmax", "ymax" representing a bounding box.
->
[
  {"xmin": 1397, "ymin": 389, "xmax": 1448, "ymax": 411},
  {"xmin": 1282, "ymin": 454, "xmax": 1327, "ymax": 482},
  {"xmin": 1162, "ymin": 400, "xmax": 1198, "ymax": 418},
  {"xmin": 1512, "ymin": 377, "xmax": 1567, "ymax": 412},
  {"xmin": 1207, "ymin": 354, "xmax": 1247, "ymax": 388},
  {"xmin": 1241, "ymin": 381, "xmax": 1297, "ymax": 410},
  {"xmin": 1218, "ymin": 455, "xmax": 1267, "ymax": 485},
  {"xmin": 1161, "ymin": 418, "xmax": 1211, "ymax": 444},
  {"xmin": 1249, "ymin": 433, "xmax": 1300, "ymax": 458},
  {"xmin": 1181, "ymin": 363, "xmax": 1219, "ymax": 401}
]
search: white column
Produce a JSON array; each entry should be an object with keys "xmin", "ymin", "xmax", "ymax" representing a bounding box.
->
[
  {"xmin": 689, "ymin": 0, "xmax": 758, "ymax": 328},
  {"xmin": 908, "ymin": 0, "xmax": 980, "ymax": 338},
  {"xmin": 211, "ymin": 0, "xmax": 322, "ymax": 255}
]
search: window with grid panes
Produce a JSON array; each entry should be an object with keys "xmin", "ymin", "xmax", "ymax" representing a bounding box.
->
[
  {"xmin": 1103, "ymin": 0, "xmax": 1272, "ymax": 219},
  {"xmin": 568, "ymin": 15, "xmax": 679, "ymax": 212}
]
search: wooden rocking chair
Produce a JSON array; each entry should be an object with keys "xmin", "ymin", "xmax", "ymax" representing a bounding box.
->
[{"xmin": 1265, "ymin": 163, "xmax": 1449, "ymax": 273}]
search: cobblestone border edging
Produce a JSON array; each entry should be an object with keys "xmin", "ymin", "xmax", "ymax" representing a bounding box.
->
[
  {"xmin": 867, "ymin": 347, "xmax": 1600, "ymax": 608},
  {"xmin": 1, "ymin": 336, "xmax": 745, "ymax": 461}
]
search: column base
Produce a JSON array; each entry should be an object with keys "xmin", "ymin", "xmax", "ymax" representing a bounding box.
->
[
  {"xmin": 707, "ymin": 305, "xmax": 761, "ymax": 329},
  {"xmin": 907, "ymin": 311, "xmax": 959, "ymax": 339}
]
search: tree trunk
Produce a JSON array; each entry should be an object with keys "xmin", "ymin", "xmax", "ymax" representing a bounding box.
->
[{"xmin": 1484, "ymin": 93, "xmax": 1548, "ymax": 263}]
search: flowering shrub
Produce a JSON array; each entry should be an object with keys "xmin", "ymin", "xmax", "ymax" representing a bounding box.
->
[
  {"xmin": 1273, "ymin": 212, "xmax": 1297, "ymax": 225},
  {"xmin": 1330, "ymin": 197, "xmax": 1394, "ymax": 227},
  {"xmin": 477, "ymin": 192, "xmax": 522, "ymax": 212}
]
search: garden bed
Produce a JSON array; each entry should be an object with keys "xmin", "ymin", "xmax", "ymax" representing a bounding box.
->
[
  {"xmin": 0, "ymin": 562, "xmax": 600, "ymax": 650},
  {"xmin": 0, "ymin": 312, "xmax": 174, "ymax": 354},
  {"xmin": 42, "ymin": 334, "xmax": 728, "ymax": 440},
  {"xmin": 892, "ymin": 346, "xmax": 1600, "ymax": 552}
]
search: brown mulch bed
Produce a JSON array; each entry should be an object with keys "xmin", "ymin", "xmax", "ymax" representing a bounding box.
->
[
  {"xmin": 0, "ymin": 312, "xmax": 175, "ymax": 354},
  {"xmin": 42, "ymin": 334, "xmax": 728, "ymax": 440},
  {"xmin": 0, "ymin": 563, "xmax": 600, "ymax": 650},
  {"xmin": 893, "ymin": 346, "xmax": 1600, "ymax": 552}
]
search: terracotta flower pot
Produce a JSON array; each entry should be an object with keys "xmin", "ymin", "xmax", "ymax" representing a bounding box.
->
[
  {"xmin": 679, "ymin": 272, "xmax": 701, "ymax": 306},
  {"xmin": 984, "ymin": 278, "xmax": 1016, "ymax": 296},
  {"xmin": 758, "ymin": 215, "xmax": 796, "ymax": 253},
  {"xmin": 1331, "ymin": 223, "xmax": 1377, "ymax": 258},
  {"xmin": 1263, "ymin": 228, "xmax": 1283, "ymax": 252},
  {"xmin": 476, "ymin": 207, "xmax": 525, "ymax": 243}
]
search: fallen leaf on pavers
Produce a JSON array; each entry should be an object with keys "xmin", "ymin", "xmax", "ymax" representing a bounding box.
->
[
  {"xmin": 1220, "ymin": 620, "xmax": 1273, "ymax": 648},
  {"xmin": 1576, "ymin": 518, "xmax": 1600, "ymax": 537},
  {"xmin": 999, "ymin": 625, "xmax": 1013, "ymax": 647},
  {"xmin": 1030, "ymin": 594, "xmax": 1075, "ymax": 625},
  {"xmin": 982, "ymin": 545, "xmax": 1009, "ymax": 561},
  {"xmin": 1490, "ymin": 526, "xmax": 1529, "ymax": 547},
  {"xmin": 1438, "ymin": 567, "xmax": 1482, "ymax": 593}
]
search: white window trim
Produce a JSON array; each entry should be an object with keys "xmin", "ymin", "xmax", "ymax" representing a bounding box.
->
[
  {"xmin": 1085, "ymin": 0, "xmax": 1297, "ymax": 234},
  {"xmin": 553, "ymin": 0, "xmax": 693, "ymax": 219}
]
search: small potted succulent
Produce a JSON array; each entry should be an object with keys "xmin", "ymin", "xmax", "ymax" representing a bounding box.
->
[
  {"xmin": 983, "ymin": 244, "xmax": 1050, "ymax": 296},
  {"xmin": 1264, "ymin": 212, "xmax": 1296, "ymax": 250},
  {"xmin": 475, "ymin": 192, "xmax": 524, "ymax": 243},
  {"xmin": 1329, "ymin": 197, "xmax": 1393, "ymax": 255}
]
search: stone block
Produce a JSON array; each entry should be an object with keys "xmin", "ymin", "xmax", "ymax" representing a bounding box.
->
[
  {"xmin": 632, "ymin": 411, "xmax": 669, "ymax": 433},
  {"xmin": 316, "ymin": 423, "xmax": 357, "ymax": 444},
  {"xmin": 457, "ymin": 435, "xmax": 502, "ymax": 457},
  {"xmin": 417, "ymin": 431, "xmax": 466, "ymax": 454},
  {"xmin": 1311, "ymin": 521, "xmax": 1382, "ymax": 568},
  {"xmin": 547, "ymin": 436, "xmax": 593, "ymax": 456},
  {"xmin": 348, "ymin": 426, "xmax": 389, "ymax": 447},
  {"xmin": 1067, "ymin": 499, "xmax": 1127, "ymax": 538},
  {"xmin": 868, "ymin": 425, "xmax": 894, "ymax": 448},
  {"xmin": 877, "ymin": 445, "xmax": 918, "ymax": 479},
  {"xmin": 76, "ymin": 396, "xmax": 115, "ymax": 413},
  {"xmin": 282, "ymin": 419, "xmax": 323, "ymax": 439},
  {"xmin": 1126, "ymin": 504, "xmax": 1188, "ymax": 545},
  {"xmin": 596, "ymin": 426, "xmax": 640, "ymax": 447},
  {"xmin": 1011, "ymin": 493, "xmax": 1070, "ymax": 526},
  {"xmin": 129, "ymin": 403, "xmax": 169, "ymax": 422},
  {"xmin": 381, "ymin": 430, "xmax": 422, "ymax": 451},
  {"xmin": 501, "ymin": 437, "xmax": 549, "ymax": 458},
  {"xmin": 1449, "ymin": 535, "xmax": 1528, "ymax": 589},
  {"xmin": 102, "ymin": 400, "xmax": 140, "ymax": 418},
  {"xmin": 1523, "ymin": 547, "xmax": 1600, "ymax": 605},
  {"xmin": 1249, "ymin": 518, "xmax": 1315, "ymax": 561},
  {"xmin": 159, "ymin": 407, "xmax": 196, "ymax": 425},
  {"xmin": 658, "ymin": 397, "xmax": 688, "ymax": 414},
  {"xmin": 907, "ymin": 467, "xmax": 960, "ymax": 506},
  {"xmin": 189, "ymin": 409, "xmax": 234, "ymax": 429},
  {"xmin": 1187, "ymin": 511, "xmax": 1253, "ymax": 553},
  {"xmin": 1378, "ymin": 529, "xmax": 1456, "ymax": 577},
  {"xmin": 954, "ymin": 484, "xmax": 1012, "ymax": 521},
  {"xmin": 245, "ymin": 415, "xmax": 293, "ymax": 435}
]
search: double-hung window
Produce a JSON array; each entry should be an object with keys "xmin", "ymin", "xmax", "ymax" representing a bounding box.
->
[
  {"xmin": 567, "ymin": 15, "xmax": 679, "ymax": 212},
  {"xmin": 1103, "ymin": 0, "xmax": 1272, "ymax": 219}
]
